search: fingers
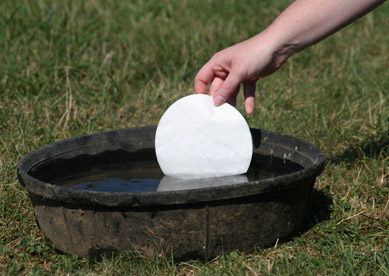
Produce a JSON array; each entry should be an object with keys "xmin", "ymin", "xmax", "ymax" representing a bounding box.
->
[
  {"xmin": 226, "ymin": 87, "xmax": 240, "ymax": 107},
  {"xmin": 213, "ymin": 72, "xmax": 241, "ymax": 106},
  {"xmin": 194, "ymin": 61, "xmax": 216, "ymax": 95},
  {"xmin": 195, "ymin": 54, "xmax": 255, "ymax": 113},
  {"xmin": 209, "ymin": 77, "xmax": 224, "ymax": 97},
  {"xmin": 243, "ymin": 82, "xmax": 256, "ymax": 115}
]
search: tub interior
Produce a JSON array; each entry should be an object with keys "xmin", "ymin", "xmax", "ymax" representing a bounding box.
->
[{"xmin": 28, "ymin": 149, "xmax": 304, "ymax": 193}]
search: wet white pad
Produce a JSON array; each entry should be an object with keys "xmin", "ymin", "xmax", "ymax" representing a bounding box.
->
[
  {"xmin": 155, "ymin": 94, "xmax": 252, "ymax": 179},
  {"xmin": 157, "ymin": 175, "xmax": 249, "ymax": 191}
]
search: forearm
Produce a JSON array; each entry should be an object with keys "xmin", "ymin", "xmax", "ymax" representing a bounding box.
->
[
  {"xmin": 194, "ymin": 0, "xmax": 385, "ymax": 113},
  {"xmin": 260, "ymin": 0, "xmax": 386, "ymax": 59}
]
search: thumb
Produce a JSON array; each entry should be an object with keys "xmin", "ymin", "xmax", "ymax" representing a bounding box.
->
[{"xmin": 213, "ymin": 72, "xmax": 241, "ymax": 106}]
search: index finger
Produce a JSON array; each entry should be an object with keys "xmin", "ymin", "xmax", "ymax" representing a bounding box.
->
[{"xmin": 194, "ymin": 61, "xmax": 216, "ymax": 94}]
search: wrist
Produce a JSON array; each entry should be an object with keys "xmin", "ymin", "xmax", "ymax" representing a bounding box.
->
[{"xmin": 252, "ymin": 30, "xmax": 297, "ymax": 69}]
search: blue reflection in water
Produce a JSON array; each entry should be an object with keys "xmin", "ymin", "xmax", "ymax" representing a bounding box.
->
[{"xmin": 70, "ymin": 177, "xmax": 160, "ymax": 192}]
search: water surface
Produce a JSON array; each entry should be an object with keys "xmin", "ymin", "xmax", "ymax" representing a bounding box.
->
[{"xmin": 37, "ymin": 153, "xmax": 303, "ymax": 192}]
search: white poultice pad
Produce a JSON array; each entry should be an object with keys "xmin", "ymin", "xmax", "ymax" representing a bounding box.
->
[
  {"xmin": 155, "ymin": 94, "xmax": 253, "ymax": 179},
  {"xmin": 157, "ymin": 175, "xmax": 249, "ymax": 192}
]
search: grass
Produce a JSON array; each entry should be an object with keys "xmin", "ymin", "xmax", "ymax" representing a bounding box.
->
[{"xmin": 0, "ymin": 0, "xmax": 388, "ymax": 275}]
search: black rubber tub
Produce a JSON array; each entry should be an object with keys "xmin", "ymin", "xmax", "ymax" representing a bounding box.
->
[{"xmin": 17, "ymin": 127, "xmax": 325, "ymax": 260}]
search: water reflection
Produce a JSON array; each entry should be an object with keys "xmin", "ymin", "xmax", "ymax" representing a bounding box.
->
[
  {"xmin": 158, "ymin": 174, "xmax": 248, "ymax": 191},
  {"xmin": 70, "ymin": 177, "xmax": 160, "ymax": 192}
]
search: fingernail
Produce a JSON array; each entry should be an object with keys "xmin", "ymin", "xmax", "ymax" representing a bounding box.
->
[{"xmin": 214, "ymin": 95, "xmax": 225, "ymax": 106}]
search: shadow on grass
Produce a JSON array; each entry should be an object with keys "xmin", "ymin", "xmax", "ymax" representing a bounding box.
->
[
  {"xmin": 330, "ymin": 134, "xmax": 389, "ymax": 166},
  {"xmin": 300, "ymin": 189, "xmax": 333, "ymax": 233}
]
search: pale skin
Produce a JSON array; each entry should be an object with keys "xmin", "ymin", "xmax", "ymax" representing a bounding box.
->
[{"xmin": 195, "ymin": 0, "xmax": 386, "ymax": 115}]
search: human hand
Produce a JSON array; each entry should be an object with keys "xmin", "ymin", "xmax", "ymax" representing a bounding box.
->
[
  {"xmin": 195, "ymin": 0, "xmax": 385, "ymax": 115},
  {"xmin": 194, "ymin": 35, "xmax": 290, "ymax": 115}
]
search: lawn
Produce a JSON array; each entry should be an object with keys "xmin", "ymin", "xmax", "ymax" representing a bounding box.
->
[{"xmin": 0, "ymin": 0, "xmax": 388, "ymax": 275}]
